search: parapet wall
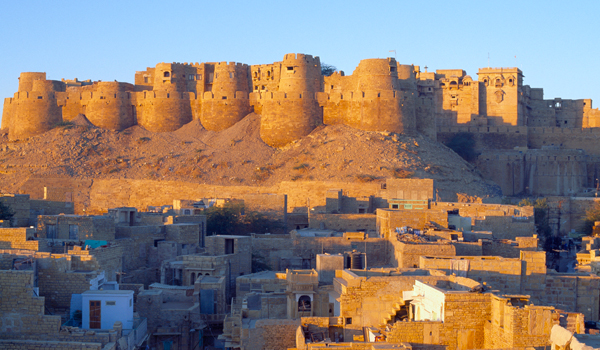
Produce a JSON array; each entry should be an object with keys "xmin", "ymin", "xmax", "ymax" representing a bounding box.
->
[{"xmin": 201, "ymin": 91, "xmax": 251, "ymax": 131}]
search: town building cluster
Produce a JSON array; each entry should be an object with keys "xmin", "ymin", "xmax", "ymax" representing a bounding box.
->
[{"xmin": 1, "ymin": 178, "xmax": 600, "ymax": 349}]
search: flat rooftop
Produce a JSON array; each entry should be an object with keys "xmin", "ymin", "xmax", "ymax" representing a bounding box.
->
[{"xmin": 82, "ymin": 290, "xmax": 133, "ymax": 295}]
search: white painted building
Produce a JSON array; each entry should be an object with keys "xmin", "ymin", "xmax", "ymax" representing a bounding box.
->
[{"xmin": 81, "ymin": 290, "xmax": 134, "ymax": 330}]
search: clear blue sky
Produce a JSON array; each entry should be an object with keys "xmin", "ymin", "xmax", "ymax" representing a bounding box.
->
[{"xmin": 2, "ymin": 0, "xmax": 599, "ymax": 119}]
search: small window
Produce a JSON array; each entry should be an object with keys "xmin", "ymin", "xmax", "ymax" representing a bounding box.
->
[
  {"xmin": 144, "ymin": 76, "xmax": 149, "ymax": 83},
  {"xmin": 287, "ymin": 66, "xmax": 294, "ymax": 71},
  {"xmin": 229, "ymin": 72, "xmax": 234, "ymax": 79},
  {"xmin": 390, "ymin": 66, "xmax": 396, "ymax": 72},
  {"xmin": 163, "ymin": 71, "xmax": 170, "ymax": 78},
  {"xmin": 222, "ymin": 96, "xmax": 227, "ymax": 100},
  {"xmin": 106, "ymin": 301, "xmax": 116, "ymax": 306},
  {"xmin": 37, "ymin": 96, "xmax": 43, "ymax": 99},
  {"xmin": 182, "ymin": 74, "xmax": 186, "ymax": 79},
  {"xmin": 129, "ymin": 299, "xmax": 132, "ymax": 307},
  {"xmin": 225, "ymin": 239, "xmax": 234, "ymax": 254},
  {"xmin": 254, "ymin": 85, "xmax": 258, "ymax": 90},
  {"xmin": 197, "ymin": 74, "xmax": 202, "ymax": 80},
  {"xmin": 261, "ymin": 85, "xmax": 265, "ymax": 90},
  {"xmin": 391, "ymin": 204, "xmax": 399, "ymax": 209},
  {"xmin": 346, "ymin": 317, "xmax": 352, "ymax": 325}
]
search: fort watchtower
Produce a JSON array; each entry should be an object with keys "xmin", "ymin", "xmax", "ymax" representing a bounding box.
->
[
  {"xmin": 7, "ymin": 73, "xmax": 65, "ymax": 140},
  {"xmin": 258, "ymin": 54, "xmax": 324, "ymax": 147},
  {"xmin": 322, "ymin": 58, "xmax": 417, "ymax": 135},
  {"xmin": 85, "ymin": 82, "xmax": 135, "ymax": 130},
  {"xmin": 138, "ymin": 63, "xmax": 193, "ymax": 132},
  {"xmin": 200, "ymin": 62, "xmax": 252, "ymax": 131}
]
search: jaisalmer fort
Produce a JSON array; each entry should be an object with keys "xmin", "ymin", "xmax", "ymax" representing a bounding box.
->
[{"xmin": 3, "ymin": 53, "xmax": 600, "ymax": 350}]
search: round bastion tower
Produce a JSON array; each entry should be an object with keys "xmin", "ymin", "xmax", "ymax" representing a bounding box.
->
[
  {"xmin": 3, "ymin": 72, "xmax": 48, "ymax": 130},
  {"xmin": 259, "ymin": 53, "xmax": 323, "ymax": 148},
  {"xmin": 138, "ymin": 63, "xmax": 192, "ymax": 132},
  {"xmin": 200, "ymin": 62, "xmax": 251, "ymax": 131},
  {"xmin": 85, "ymin": 82, "xmax": 135, "ymax": 130},
  {"xmin": 9, "ymin": 73, "xmax": 65, "ymax": 141},
  {"xmin": 346, "ymin": 58, "xmax": 416, "ymax": 134}
]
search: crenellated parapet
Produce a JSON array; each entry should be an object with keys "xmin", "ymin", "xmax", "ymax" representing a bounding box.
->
[
  {"xmin": 81, "ymin": 82, "xmax": 135, "ymax": 130},
  {"xmin": 6, "ymin": 74, "xmax": 65, "ymax": 140},
  {"xmin": 321, "ymin": 89, "xmax": 416, "ymax": 134},
  {"xmin": 252, "ymin": 90, "xmax": 322, "ymax": 147},
  {"xmin": 200, "ymin": 91, "xmax": 251, "ymax": 131},
  {"xmin": 134, "ymin": 90, "xmax": 194, "ymax": 132}
]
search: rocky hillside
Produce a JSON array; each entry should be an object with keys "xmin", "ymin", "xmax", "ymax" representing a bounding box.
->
[{"xmin": 0, "ymin": 113, "xmax": 501, "ymax": 202}]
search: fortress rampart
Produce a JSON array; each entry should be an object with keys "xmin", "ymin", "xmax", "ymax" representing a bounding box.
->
[{"xmin": 3, "ymin": 54, "xmax": 600, "ymax": 153}]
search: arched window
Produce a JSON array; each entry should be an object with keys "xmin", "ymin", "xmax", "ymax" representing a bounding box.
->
[{"xmin": 298, "ymin": 295, "xmax": 311, "ymax": 313}]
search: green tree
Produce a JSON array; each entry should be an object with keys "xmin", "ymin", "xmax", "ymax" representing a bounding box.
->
[
  {"xmin": 519, "ymin": 198, "xmax": 553, "ymax": 250},
  {"xmin": 242, "ymin": 211, "xmax": 282, "ymax": 234},
  {"xmin": 445, "ymin": 132, "xmax": 477, "ymax": 162},
  {"xmin": 205, "ymin": 202, "xmax": 282, "ymax": 236},
  {"xmin": 581, "ymin": 201, "xmax": 600, "ymax": 235},
  {"xmin": 321, "ymin": 63, "xmax": 337, "ymax": 77},
  {"xmin": 205, "ymin": 202, "xmax": 244, "ymax": 236}
]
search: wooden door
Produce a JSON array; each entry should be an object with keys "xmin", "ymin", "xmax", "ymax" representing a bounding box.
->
[{"xmin": 89, "ymin": 300, "xmax": 101, "ymax": 329}]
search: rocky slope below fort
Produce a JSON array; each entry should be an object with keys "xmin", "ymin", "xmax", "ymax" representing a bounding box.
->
[{"xmin": 0, "ymin": 113, "xmax": 501, "ymax": 202}]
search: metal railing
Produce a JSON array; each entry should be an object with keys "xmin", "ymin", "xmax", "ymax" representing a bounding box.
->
[{"xmin": 122, "ymin": 317, "xmax": 147, "ymax": 350}]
